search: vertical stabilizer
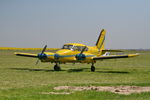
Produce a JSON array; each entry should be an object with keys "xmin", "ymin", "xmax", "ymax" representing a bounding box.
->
[{"xmin": 96, "ymin": 29, "xmax": 106, "ymax": 50}]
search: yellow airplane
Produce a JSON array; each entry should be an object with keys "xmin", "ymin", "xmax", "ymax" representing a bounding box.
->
[{"xmin": 15, "ymin": 29, "xmax": 139, "ymax": 72}]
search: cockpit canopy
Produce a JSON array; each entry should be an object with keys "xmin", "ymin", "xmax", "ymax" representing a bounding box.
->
[{"xmin": 62, "ymin": 45, "xmax": 88, "ymax": 51}]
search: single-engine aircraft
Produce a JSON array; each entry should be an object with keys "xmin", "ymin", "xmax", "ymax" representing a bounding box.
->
[{"xmin": 15, "ymin": 29, "xmax": 139, "ymax": 72}]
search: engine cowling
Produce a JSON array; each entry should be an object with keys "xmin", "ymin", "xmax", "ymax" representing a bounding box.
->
[
  {"xmin": 75, "ymin": 53, "xmax": 86, "ymax": 60},
  {"xmin": 38, "ymin": 53, "xmax": 47, "ymax": 59},
  {"xmin": 54, "ymin": 54, "xmax": 60, "ymax": 60}
]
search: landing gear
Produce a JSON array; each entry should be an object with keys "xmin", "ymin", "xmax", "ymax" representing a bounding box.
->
[
  {"xmin": 91, "ymin": 63, "xmax": 95, "ymax": 72},
  {"xmin": 54, "ymin": 64, "xmax": 61, "ymax": 71}
]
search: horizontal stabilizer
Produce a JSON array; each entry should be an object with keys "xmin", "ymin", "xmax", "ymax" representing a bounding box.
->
[{"xmin": 14, "ymin": 52, "xmax": 38, "ymax": 58}]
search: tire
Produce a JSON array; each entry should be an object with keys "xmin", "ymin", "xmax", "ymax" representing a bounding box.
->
[
  {"xmin": 54, "ymin": 65, "xmax": 61, "ymax": 71},
  {"xmin": 91, "ymin": 66, "xmax": 95, "ymax": 72}
]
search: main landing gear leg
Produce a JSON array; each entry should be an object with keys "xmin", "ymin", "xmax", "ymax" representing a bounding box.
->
[
  {"xmin": 91, "ymin": 63, "xmax": 95, "ymax": 72},
  {"xmin": 54, "ymin": 63, "xmax": 61, "ymax": 71}
]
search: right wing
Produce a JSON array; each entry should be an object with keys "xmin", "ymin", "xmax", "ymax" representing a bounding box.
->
[
  {"xmin": 102, "ymin": 49, "xmax": 123, "ymax": 52},
  {"xmin": 93, "ymin": 53, "xmax": 139, "ymax": 60},
  {"xmin": 14, "ymin": 52, "xmax": 38, "ymax": 58}
]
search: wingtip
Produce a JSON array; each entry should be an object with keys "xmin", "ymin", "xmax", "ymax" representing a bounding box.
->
[
  {"xmin": 128, "ymin": 53, "xmax": 140, "ymax": 57},
  {"xmin": 14, "ymin": 52, "xmax": 18, "ymax": 55}
]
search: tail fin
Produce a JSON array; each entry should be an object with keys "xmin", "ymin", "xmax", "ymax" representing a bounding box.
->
[{"xmin": 96, "ymin": 29, "xmax": 106, "ymax": 50}]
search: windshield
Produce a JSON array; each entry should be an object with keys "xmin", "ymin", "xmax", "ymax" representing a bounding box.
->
[
  {"xmin": 74, "ymin": 46, "xmax": 88, "ymax": 51},
  {"xmin": 62, "ymin": 45, "xmax": 88, "ymax": 51},
  {"xmin": 62, "ymin": 45, "xmax": 73, "ymax": 50}
]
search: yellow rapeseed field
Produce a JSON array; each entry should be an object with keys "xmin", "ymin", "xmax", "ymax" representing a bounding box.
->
[{"xmin": 0, "ymin": 47, "xmax": 59, "ymax": 51}]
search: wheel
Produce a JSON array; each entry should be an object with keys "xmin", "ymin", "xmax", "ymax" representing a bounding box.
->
[
  {"xmin": 91, "ymin": 65, "xmax": 95, "ymax": 72},
  {"xmin": 54, "ymin": 65, "xmax": 61, "ymax": 71}
]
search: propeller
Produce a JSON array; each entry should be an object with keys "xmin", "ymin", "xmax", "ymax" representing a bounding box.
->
[
  {"xmin": 80, "ymin": 46, "xmax": 87, "ymax": 54},
  {"xmin": 36, "ymin": 45, "xmax": 47, "ymax": 65},
  {"xmin": 75, "ymin": 46, "xmax": 87, "ymax": 60}
]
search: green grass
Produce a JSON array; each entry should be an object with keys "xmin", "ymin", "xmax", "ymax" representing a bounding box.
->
[{"xmin": 0, "ymin": 50, "xmax": 150, "ymax": 100}]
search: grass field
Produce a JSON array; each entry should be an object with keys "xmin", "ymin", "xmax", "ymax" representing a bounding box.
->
[{"xmin": 0, "ymin": 50, "xmax": 150, "ymax": 100}]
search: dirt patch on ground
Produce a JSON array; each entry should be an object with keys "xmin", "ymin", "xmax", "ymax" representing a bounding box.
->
[
  {"xmin": 52, "ymin": 86, "xmax": 150, "ymax": 95},
  {"xmin": 41, "ymin": 92, "xmax": 71, "ymax": 95}
]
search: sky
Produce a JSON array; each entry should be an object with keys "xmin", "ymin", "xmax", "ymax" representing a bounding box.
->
[{"xmin": 0, "ymin": 0, "xmax": 150, "ymax": 49}]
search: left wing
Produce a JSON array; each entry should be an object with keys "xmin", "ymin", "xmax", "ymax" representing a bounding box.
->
[
  {"xmin": 14, "ymin": 52, "xmax": 38, "ymax": 58},
  {"xmin": 93, "ymin": 53, "xmax": 139, "ymax": 60}
]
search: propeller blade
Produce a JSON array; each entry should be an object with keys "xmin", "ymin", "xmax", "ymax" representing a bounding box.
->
[
  {"xmin": 80, "ymin": 46, "xmax": 87, "ymax": 54},
  {"xmin": 35, "ymin": 59, "xmax": 39, "ymax": 65},
  {"xmin": 41, "ymin": 45, "xmax": 47, "ymax": 54}
]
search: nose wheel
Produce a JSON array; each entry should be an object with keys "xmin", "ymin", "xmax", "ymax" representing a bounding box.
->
[
  {"xmin": 54, "ymin": 64, "xmax": 61, "ymax": 71},
  {"xmin": 91, "ymin": 63, "xmax": 95, "ymax": 72}
]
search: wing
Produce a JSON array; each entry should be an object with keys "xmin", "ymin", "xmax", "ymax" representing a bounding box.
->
[
  {"xmin": 0, "ymin": 47, "xmax": 60, "ymax": 51},
  {"xmin": 102, "ymin": 50, "xmax": 123, "ymax": 52},
  {"xmin": 93, "ymin": 53, "xmax": 139, "ymax": 60},
  {"xmin": 14, "ymin": 52, "xmax": 38, "ymax": 58}
]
